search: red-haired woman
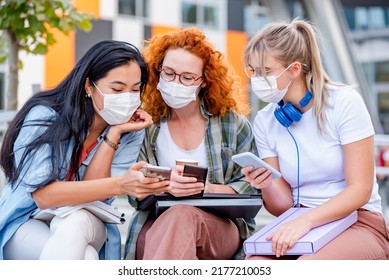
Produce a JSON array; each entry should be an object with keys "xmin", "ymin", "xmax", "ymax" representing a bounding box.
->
[{"xmin": 123, "ymin": 27, "xmax": 258, "ymax": 260}]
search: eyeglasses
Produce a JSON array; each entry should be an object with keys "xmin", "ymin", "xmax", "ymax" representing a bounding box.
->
[
  {"xmin": 159, "ymin": 67, "xmax": 203, "ymax": 86},
  {"xmin": 243, "ymin": 65, "xmax": 281, "ymax": 78}
]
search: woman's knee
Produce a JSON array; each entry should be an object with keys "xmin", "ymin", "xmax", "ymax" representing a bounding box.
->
[
  {"xmin": 51, "ymin": 209, "xmax": 105, "ymax": 240},
  {"xmin": 3, "ymin": 219, "xmax": 50, "ymax": 260},
  {"xmin": 160, "ymin": 204, "xmax": 202, "ymax": 223}
]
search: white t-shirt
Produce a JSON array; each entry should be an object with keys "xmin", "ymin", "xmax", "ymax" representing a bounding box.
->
[
  {"xmin": 156, "ymin": 121, "xmax": 207, "ymax": 168},
  {"xmin": 253, "ymin": 85, "xmax": 382, "ymax": 213}
]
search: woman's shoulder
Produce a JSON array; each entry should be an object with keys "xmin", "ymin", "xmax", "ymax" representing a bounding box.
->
[
  {"xmin": 326, "ymin": 84, "xmax": 363, "ymax": 103},
  {"xmin": 220, "ymin": 109, "xmax": 250, "ymax": 123},
  {"xmin": 255, "ymin": 103, "xmax": 278, "ymax": 121},
  {"xmin": 25, "ymin": 105, "xmax": 57, "ymax": 122}
]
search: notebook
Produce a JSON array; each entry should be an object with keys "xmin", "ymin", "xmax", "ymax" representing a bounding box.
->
[
  {"xmin": 137, "ymin": 193, "xmax": 262, "ymax": 218},
  {"xmin": 244, "ymin": 207, "xmax": 358, "ymax": 255},
  {"xmin": 31, "ymin": 201, "xmax": 126, "ymax": 224}
]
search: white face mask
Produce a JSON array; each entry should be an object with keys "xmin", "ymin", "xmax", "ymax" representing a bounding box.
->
[
  {"xmin": 92, "ymin": 82, "xmax": 141, "ymax": 125},
  {"xmin": 250, "ymin": 65, "xmax": 292, "ymax": 103},
  {"xmin": 157, "ymin": 78, "xmax": 199, "ymax": 109}
]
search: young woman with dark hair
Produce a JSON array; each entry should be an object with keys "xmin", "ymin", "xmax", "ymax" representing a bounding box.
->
[{"xmin": 0, "ymin": 40, "xmax": 170, "ymax": 260}]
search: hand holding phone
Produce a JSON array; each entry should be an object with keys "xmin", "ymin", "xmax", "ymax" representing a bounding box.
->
[
  {"xmin": 182, "ymin": 165, "xmax": 208, "ymax": 197},
  {"xmin": 231, "ymin": 152, "xmax": 281, "ymax": 179}
]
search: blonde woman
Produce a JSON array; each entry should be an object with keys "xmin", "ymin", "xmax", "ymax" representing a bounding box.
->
[{"xmin": 242, "ymin": 19, "xmax": 389, "ymax": 259}]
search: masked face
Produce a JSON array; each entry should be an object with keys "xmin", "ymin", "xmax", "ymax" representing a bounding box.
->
[
  {"xmin": 157, "ymin": 78, "xmax": 199, "ymax": 109},
  {"xmin": 92, "ymin": 82, "xmax": 141, "ymax": 125},
  {"xmin": 250, "ymin": 65, "xmax": 292, "ymax": 103}
]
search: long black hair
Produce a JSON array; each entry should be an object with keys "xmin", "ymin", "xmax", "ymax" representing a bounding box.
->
[{"xmin": 0, "ymin": 40, "xmax": 149, "ymax": 186}]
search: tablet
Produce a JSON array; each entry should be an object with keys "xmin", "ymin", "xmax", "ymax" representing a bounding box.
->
[{"xmin": 231, "ymin": 152, "xmax": 281, "ymax": 179}]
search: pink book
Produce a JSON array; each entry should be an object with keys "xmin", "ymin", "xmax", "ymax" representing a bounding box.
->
[{"xmin": 244, "ymin": 207, "xmax": 358, "ymax": 255}]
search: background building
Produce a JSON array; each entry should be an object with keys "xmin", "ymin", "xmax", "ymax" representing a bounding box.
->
[
  {"xmin": 0, "ymin": 0, "xmax": 388, "ymax": 128},
  {"xmin": 341, "ymin": 0, "xmax": 389, "ymax": 132}
]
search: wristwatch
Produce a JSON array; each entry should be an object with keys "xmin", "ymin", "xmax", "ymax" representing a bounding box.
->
[{"xmin": 103, "ymin": 135, "xmax": 120, "ymax": 150}]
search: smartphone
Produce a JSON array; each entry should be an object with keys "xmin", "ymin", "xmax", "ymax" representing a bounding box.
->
[
  {"xmin": 140, "ymin": 165, "xmax": 172, "ymax": 181},
  {"xmin": 183, "ymin": 164, "xmax": 208, "ymax": 197},
  {"xmin": 231, "ymin": 152, "xmax": 282, "ymax": 179}
]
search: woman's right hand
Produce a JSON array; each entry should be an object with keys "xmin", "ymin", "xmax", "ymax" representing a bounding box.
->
[
  {"xmin": 241, "ymin": 165, "xmax": 273, "ymax": 189},
  {"xmin": 118, "ymin": 161, "xmax": 171, "ymax": 199},
  {"xmin": 168, "ymin": 165, "xmax": 205, "ymax": 197}
]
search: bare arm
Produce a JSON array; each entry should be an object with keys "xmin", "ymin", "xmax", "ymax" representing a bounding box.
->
[
  {"xmin": 33, "ymin": 162, "xmax": 171, "ymax": 209},
  {"xmin": 83, "ymin": 109, "xmax": 153, "ymax": 180},
  {"xmin": 242, "ymin": 156, "xmax": 294, "ymax": 216},
  {"xmin": 297, "ymin": 136, "xmax": 374, "ymax": 228},
  {"xmin": 205, "ymin": 182, "xmax": 237, "ymax": 194}
]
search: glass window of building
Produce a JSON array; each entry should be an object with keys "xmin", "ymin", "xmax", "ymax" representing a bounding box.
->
[
  {"xmin": 203, "ymin": 5, "xmax": 218, "ymax": 28},
  {"xmin": 118, "ymin": 0, "xmax": 136, "ymax": 16},
  {"xmin": 182, "ymin": 2, "xmax": 197, "ymax": 24},
  {"xmin": 343, "ymin": 6, "xmax": 389, "ymax": 31},
  {"xmin": 182, "ymin": 0, "xmax": 221, "ymax": 29},
  {"xmin": 118, "ymin": 0, "xmax": 149, "ymax": 18},
  {"xmin": 376, "ymin": 61, "xmax": 389, "ymax": 83},
  {"xmin": 369, "ymin": 7, "xmax": 386, "ymax": 29},
  {"xmin": 243, "ymin": 3, "xmax": 270, "ymax": 37}
]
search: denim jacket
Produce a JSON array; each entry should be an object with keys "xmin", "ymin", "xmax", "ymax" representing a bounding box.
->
[{"xmin": 0, "ymin": 105, "xmax": 144, "ymax": 259}]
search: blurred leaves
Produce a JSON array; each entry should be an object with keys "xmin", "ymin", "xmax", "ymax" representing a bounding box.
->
[{"xmin": 0, "ymin": 0, "xmax": 94, "ymax": 57}]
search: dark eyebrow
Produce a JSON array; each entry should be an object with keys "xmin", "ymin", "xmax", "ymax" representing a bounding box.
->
[{"xmin": 109, "ymin": 80, "xmax": 142, "ymax": 86}]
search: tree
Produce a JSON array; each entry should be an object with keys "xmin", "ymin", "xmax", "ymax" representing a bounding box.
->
[{"xmin": 0, "ymin": 0, "xmax": 94, "ymax": 110}]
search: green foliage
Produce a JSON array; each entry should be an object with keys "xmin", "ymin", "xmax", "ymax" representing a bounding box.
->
[
  {"xmin": 0, "ymin": 33, "xmax": 6, "ymax": 62},
  {"xmin": 0, "ymin": 0, "xmax": 94, "ymax": 57}
]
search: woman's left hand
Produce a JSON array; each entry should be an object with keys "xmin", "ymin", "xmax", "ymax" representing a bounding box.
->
[
  {"xmin": 266, "ymin": 217, "xmax": 311, "ymax": 257},
  {"xmin": 113, "ymin": 109, "xmax": 154, "ymax": 133}
]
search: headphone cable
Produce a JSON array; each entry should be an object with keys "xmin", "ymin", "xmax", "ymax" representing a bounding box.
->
[{"xmin": 286, "ymin": 127, "xmax": 300, "ymax": 207}]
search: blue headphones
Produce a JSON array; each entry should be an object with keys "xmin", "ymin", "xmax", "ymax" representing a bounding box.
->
[{"xmin": 274, "ymin": 90, "xmax": 313, "ymax": 127}]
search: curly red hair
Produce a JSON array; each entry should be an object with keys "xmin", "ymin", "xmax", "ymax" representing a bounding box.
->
[{"xmin": 141, "ymin": 27, "xmax": 248, "ymax": 123}]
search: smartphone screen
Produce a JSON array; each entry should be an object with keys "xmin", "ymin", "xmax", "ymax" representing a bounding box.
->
[
  {"xmin": 231, "ymin": 152, "xmax": 281, "ymax": 179},
  {"xmin": 140, "ymin": 165, "xmax": 172, "ymax": 181}
]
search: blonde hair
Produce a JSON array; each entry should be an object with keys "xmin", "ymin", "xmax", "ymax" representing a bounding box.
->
[
  {"xmin": 244, "ymin": 19, "xmax": 333, "ymax": 132},
  {"xmin": 141, "ymin": 27, "xmax": 248, "ymax": 123}
]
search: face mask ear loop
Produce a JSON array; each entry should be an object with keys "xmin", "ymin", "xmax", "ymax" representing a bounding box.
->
[
  {"xmin": 275, "ymin": 63, "xmax": 293, "ymax": 79},
  {"xmin": 90, "ymin": 81, "xmax": 104, "ymax": 113},
  {"xmin": 275, "ymin": 64, "xmax": 294, "ymax": 92},
  {"xmin": 92, "ymin": 81, "xmax": 105, "ymax": 97}
]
